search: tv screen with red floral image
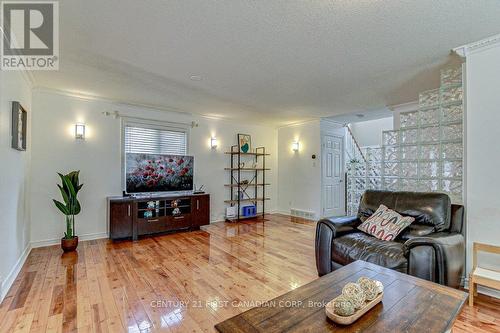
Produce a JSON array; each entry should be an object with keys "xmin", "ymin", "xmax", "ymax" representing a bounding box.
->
[{"xmin": 126, "ymin": 153, "xmax": 194, "ymax": 193}]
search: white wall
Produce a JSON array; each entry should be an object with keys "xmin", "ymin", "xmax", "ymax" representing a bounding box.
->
[
  {"xmin": 30, "ymin": 90, "xmax": 277, "ymax": 246},
  {"xmin": 0, "ymin": 70, "xmax": 32, "ymax": 300},
  {"xmin": 277, "ymin": 120, "xmax": 321, "ymax": 219},
  {"xmin": 465, "ymin": 43, "xmax": 500, "ymax": 288},
  {"xmin": 349, "ymin": 116, "xmax": 393, "ymax": 147}
]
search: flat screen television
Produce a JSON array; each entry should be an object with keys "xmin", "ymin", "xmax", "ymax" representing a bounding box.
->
[{"xmin": 126, "ymin": 153, "xmax": 194, "ymax": 194}]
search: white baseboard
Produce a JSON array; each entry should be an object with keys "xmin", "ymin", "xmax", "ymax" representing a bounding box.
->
[
  {"xmin": 211, "ymin": 209, "xmax": 280, "ymax": 224},
  {"xmin": 276, "ymin": 209, "xmax": 319, "ymax": 221},
  {"xmin": 30, "ymin": 232, "xmax": 109, "ymax": 248},
  {"xmin": 1, "ymin": 243, "xmax": 32, "ymax": 302},
  {"xmin": 464, "ymin": 278, "xmax": 500, "ymax": 300}
]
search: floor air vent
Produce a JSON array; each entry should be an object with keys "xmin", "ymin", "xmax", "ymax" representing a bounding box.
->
[{"xmin": 290, "ymin": 208, "xmax": 315, "ymax": 220}]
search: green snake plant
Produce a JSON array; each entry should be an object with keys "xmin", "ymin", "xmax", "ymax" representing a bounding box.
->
[{"xmin": 52, "ymin": 171, "xmax": 83, "ymax": 239}]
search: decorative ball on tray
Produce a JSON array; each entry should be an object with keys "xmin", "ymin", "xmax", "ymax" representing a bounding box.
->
[
  {"xmin": 374, "ymin": 280, "xmax": 384, "ymax": 294},
  {"xmin": 327, "ymin": 277, "xmax": 384, "ymax": 324},
  {"xmin": 341, "ymin": 282, "xmax": 366, "ymax": 309},
  {"xmin": 332, "ymin": 295, "xmax": 355, "ymax": 316},
  {"xmin": 357, "ymin": 277, "xmax": 379, "ymax": 301}
]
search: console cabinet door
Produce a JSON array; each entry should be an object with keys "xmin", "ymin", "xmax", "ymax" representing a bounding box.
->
[
  {"xmin": 110, "ymin": 201, "xmax": 133, "ymax": 239},
  {"xmin": 192, "ymin": 195, "xmax": 210, "ymax": 227}
]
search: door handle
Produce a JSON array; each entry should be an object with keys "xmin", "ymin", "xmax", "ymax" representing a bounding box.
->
[
  {"xmin": 174, "ymin": 216, "xmax": 185, "ymax": 220},
  {"xmin": 148, "ymin": 219, "xmax": 159, "ymax": 222},
  {"xmin": 128, "ymin": 204, "xmax": 131, "ymax": 216},
  {"xmin": 196, "ymin": 200, "xmax": 199, "ymax": 210}
]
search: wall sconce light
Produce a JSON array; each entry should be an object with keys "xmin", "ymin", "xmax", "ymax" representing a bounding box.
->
[
  {"xmin": 292, "ymin": 141, "xmax": 299, "ymax": 152},
  {"xmin": 211, "ymin": 137, "xmax": 218, "ymax": 149},
  {"xmin": 75, "ymin": 123, "xmax": 85, "ymax": 140}
]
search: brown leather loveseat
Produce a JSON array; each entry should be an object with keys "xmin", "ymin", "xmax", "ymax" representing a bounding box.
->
[{"xmin": 315, "ymin": 190, "xmax": 465, "ymax": 288}]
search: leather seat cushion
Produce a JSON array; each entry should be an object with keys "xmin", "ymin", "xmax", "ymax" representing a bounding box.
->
[{"xmin": 332, "ymin": 232, "xmax": 407, "ymax": 272}]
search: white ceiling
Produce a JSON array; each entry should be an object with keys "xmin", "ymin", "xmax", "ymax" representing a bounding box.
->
[{"xmin": 32, "ymin": 0, "xmax": 500, "ymax": 126}]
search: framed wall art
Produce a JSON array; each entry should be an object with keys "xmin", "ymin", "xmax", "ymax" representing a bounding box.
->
[
  {"xmin": 237, "ymin": 133, "xmax": 251, "ymax": 153},
  {"xmin": 11, "ymin": 101, "xmax": 27, "ymax": 151}
]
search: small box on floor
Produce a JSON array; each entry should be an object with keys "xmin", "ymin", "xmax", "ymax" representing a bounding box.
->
[
  {"xmin": 226, "ymin": 206, "xmax": 237, "ymax": 219},
  {"xmin": 242, "ymin": 205, "xmax": 256, "ymax": 217}
]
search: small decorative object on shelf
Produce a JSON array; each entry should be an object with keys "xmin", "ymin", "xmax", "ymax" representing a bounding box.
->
[
  {"xmin": 325, "ymin": 277, "xmax": 384, "ymax": 325},
  {"xmin": 234, "ymin": 190, "xmax": 244, "ymax": 200},
  {"xmin": 193, "ymin": 184, "xmax": 205, "ymax": 194},
  {"xmin": 171, "ymin": 199, "xmax": 181, "ymax": 216}
]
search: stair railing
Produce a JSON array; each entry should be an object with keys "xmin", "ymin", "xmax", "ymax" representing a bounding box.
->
[
  {"xmin": 343, "ymin": 124, "xmax": 368, "ymax": 216},
  {"xmin": 344, "ymin": 124, "xmax": 367, "ymax": 164}
]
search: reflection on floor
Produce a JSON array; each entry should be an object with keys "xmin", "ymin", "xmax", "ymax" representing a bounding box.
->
[{"xmin": 0, "ymin": 214, "xmax": 497, "ymax": 332}]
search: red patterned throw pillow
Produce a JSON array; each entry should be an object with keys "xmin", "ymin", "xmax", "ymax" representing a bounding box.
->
[{"xmin": 357, "ymin": 204, "xmax": 415, "ymax": 241}]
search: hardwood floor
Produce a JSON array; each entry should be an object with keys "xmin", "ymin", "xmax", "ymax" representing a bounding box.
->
[{"xmin": 0, "ymin": 214, "xmax": 498, "ymax": 332}]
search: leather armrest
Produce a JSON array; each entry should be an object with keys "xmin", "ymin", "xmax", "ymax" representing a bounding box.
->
[
  {"xmin": 317, "ymin": 216, "xmax": 361, "ymax": 238},
  {"xmin": 315, "ymin": 216, "xmax": 361, "ymax": 276},
  {"xmin": 404, "ymin": 232, "xmax": 465, "ymax": 288}
]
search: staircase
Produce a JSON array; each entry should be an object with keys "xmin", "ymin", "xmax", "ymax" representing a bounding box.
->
[
  {"xmin": 345, "ymin": 124, "xmax": 367, "ymax": 165},
  {"xmin": 346, "ymin": 67, "xmax": 464, "ymax": 216}
]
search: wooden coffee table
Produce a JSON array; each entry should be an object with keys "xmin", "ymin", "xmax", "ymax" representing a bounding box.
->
[{"xmin": 215, "ymin": 260, "xmax": 467, "ymax": 332}]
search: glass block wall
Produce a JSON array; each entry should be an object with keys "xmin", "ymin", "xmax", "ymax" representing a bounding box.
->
[{"xmin": 347, "ymin": 67, "xmax": 463, "ymax": 215}]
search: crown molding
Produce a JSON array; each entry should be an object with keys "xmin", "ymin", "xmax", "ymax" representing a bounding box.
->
[
  {"xmin": 453, "ymin": 33, "xmax": 500, "ymax": 58},
  {"xmin": 320, "ymin": 118, "xmax": 346, "ymax": 129},
  {"xmin": 32, "ymin": 86, "xmax": 279, "ymax": 128},
  {"xmin": 320, "ymin": 118, "xmax": 344, "ymax": 126},
  {"xmin": 387, "ymin": 100, "xmax": 419, "ymax": 113},
  {"xmin": 32, "ymin": 86, "xmax": 189, "ymax": 116},
  {"xmin": 276, "ymin": 118, "xmax": 320, "ymax": 129}
]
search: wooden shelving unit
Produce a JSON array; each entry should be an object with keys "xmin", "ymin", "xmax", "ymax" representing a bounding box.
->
[
  {"xmin": 224, "ymin": 168, "xmax": 270, "ymax": 171},
  {"xmin": 225, "ymin": 145, "xmax": 269, "ymax": 221},
  {"xmin": 224, "ymin": 184, "xmax": 270, "ymax": 187},
  {"xmin": 224, "ymin": 152, "xmax": 270, "ymax": 156},
  {"xmin": 224, "ymin": 198, "xmax": 270, "ymax": 204}
]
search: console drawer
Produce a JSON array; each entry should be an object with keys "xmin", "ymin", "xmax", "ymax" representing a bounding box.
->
[
  {"xmin": 137, "ymin": 218, "xmax": 167, "ymax": 235},
  {"xmin": 168, "ymin": 214, "xmax": 191, "ymax": 229},
  {"xmin": 137, "ymin": 215, "xmax": 192, "ymax": 235}
]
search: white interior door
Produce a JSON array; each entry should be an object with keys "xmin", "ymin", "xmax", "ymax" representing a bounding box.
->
[{"xmin": 322, "ymin": 134, "xmax": 345, "ymax": 217}]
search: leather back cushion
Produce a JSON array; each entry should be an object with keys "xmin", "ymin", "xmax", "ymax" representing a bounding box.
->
[{"xmin": 358, "ymin": 190, "xmax": 451, "ymax": 232}]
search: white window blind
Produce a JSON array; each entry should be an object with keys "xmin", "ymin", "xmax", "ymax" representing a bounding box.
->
[{"xmin": 124, "ymin": 125, "xmax": 187, "ymax": 155}]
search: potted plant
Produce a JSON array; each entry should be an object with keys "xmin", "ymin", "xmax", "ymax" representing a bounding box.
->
[{"xmin": 53, "ymin": 171, "xmax": 83, "ymax": 252}]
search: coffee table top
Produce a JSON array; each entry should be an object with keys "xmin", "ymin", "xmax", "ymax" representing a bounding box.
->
[{"xmin": 215, "ymin": 260, "xmax": 468, "ymax": 332}]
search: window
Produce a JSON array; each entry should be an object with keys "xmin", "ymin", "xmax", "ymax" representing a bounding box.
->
[{"xmin": 124, "ymin": 122, "xmax": 188, "ymax": 155}]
